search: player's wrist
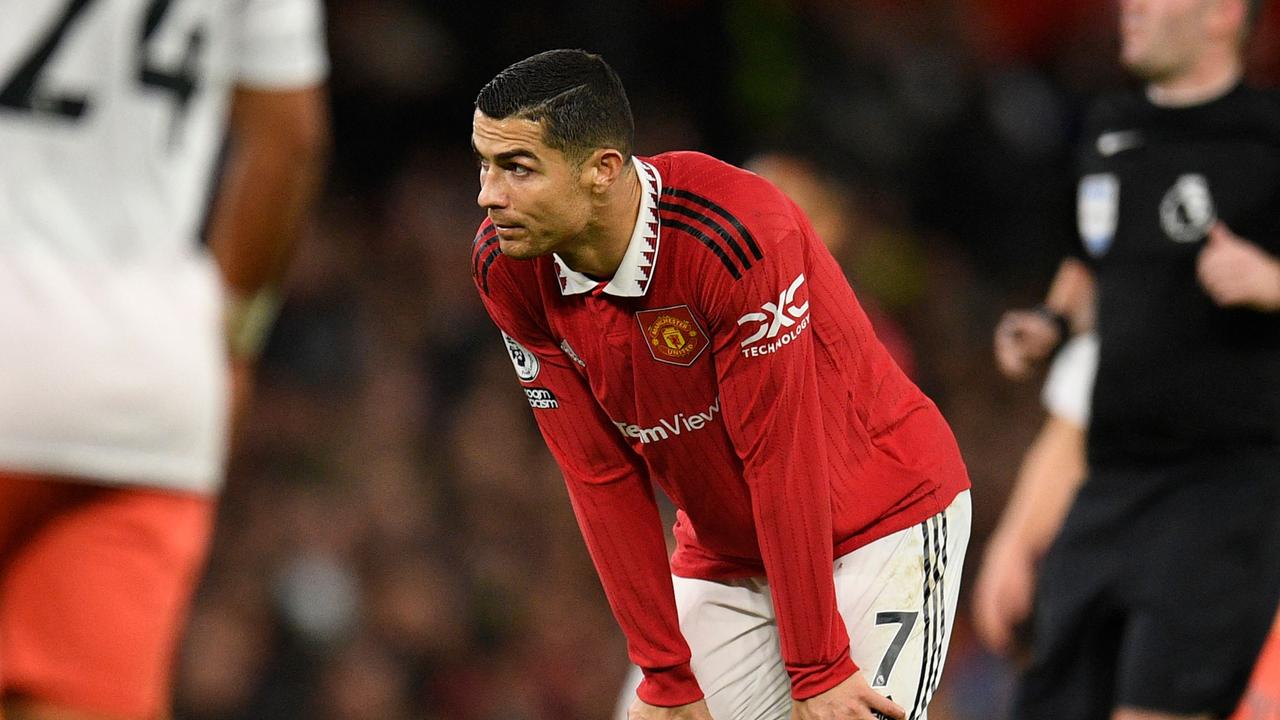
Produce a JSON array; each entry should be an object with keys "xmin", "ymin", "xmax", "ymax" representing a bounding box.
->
[
  {"xmin": 224, "ymin": 285, "xmax": 282, "ymax": 360},
  {"xmin": 787, "ymin": 650, "xmax": 858, "ymax": 701},
  {"xmin": 637, "ymin": 662, "xmax": 705, "ymax": 708}
]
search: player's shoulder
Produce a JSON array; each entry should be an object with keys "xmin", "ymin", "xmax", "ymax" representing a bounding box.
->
[
  {"xmin": 651, "ymin": 151, "xmax": 786, "ymax": 208},
  {"xmin": 470, "ymin": 219, "xmax": 502, "ymax": 294},
  {"xmin": 650, "ymin": 151, "xmax": 798, "ymax": 281},
  {"xmin": 470, "ymin": 218, "xmax": 538, "ymax": 299}
]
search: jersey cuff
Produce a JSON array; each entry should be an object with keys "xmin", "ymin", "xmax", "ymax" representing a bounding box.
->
[
  {"xmin": 787, "ymin": 650, "xmax": 859, "ymax": 700},
  {"xmin": 637, "ymin": 662, "xmax": 704, "ymax": 707}
]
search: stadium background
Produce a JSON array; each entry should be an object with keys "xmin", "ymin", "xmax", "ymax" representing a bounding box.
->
[{"xmin": 173, "ymin": 2, "xmax": 1280, "ymax": 718}]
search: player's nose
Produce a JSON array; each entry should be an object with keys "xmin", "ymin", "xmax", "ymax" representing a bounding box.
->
[{"xmin": 477, "ymin": 169, "xmax": 507, "ymax": 210}]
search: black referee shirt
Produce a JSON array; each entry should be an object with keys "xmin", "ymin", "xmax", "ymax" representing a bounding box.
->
[{"xmin": 1075, "ymin": 83, "xmax": 1280, "ymax": 467}]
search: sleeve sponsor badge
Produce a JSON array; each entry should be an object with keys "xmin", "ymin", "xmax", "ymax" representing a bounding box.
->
[
  {"xmin": 523, "ymin": 387, "xmax": 559, "ymax": 409},
  {"xmin": 501, "ymin": 331, "xmax": 540, "ymax": 382}
]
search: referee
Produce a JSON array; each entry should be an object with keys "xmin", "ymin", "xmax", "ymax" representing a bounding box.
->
[{"xmin": 994, "ymin": 0, "xmax": 1280, "ymax": 718}]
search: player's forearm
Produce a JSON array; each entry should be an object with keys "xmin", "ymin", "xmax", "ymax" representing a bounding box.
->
[
  {"xmin": 741, "ymin": 386, "xmax": 855, "ymax": 699},
  {"xmin": 725, "ymin": 320, "xmax": 854, "ymax": 698},
  {"xmin": 208, "ymin": 85, "xmax": 330, "ymax": 296},
  {"xmin": 750, "ymin": 475, "xmax": 857, "ymax": 700},
  {"xmin": 479, "ymin": 298, "xmax": 701, "ymax": 703},
  {"xmin": 563, "ymin": 474, "xmax": 704, "ymax": 707}
]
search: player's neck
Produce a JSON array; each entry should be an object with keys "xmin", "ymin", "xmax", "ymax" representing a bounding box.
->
[
  {"xmin": 1146, "ymin": 55, "xmax": 1241, "ymax": 107},
  {"xmin": 559, "ymin": 166, "xmax": 643, "ymax": 280}
]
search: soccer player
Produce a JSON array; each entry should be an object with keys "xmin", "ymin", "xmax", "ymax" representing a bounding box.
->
[
  {"xmin": 470, "ymin": 49, "xmax": 971, "ymax": 720},
  {"xmin": 0, "ymin": 1, "xmax": 329, "ymax": 719},
  {"xmin": 993, "ymin": 0, "xmax": 1280, "ymax": 717}
]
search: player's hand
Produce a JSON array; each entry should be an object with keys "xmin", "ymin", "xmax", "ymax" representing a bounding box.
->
[
  {"xmin": 994, "ymin": 309, "xmax": 1062, "ymax": 380},
  {"xmin": 790, "ymin": 673, "xmax": 906, "ymax": 720},
  {"xmin": 628, "ymin": 698, "xmax": 715, "ymax": 720},
  {"xmin": 1197, "ymin": 222, "xmax": 1280, "ymax": 311},
  {"xmin": 972, "ymin": 531, "xmax": 1036, "ymax": 657}
]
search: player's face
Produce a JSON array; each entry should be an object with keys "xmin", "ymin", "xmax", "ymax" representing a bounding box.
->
[
  {"xmin": 473, "ymin": 110, "xmax": 594, "ymax": 260},
  {"xmin": 1119, "ymin": 0, "xmax": 1215, "ymax": 81}
]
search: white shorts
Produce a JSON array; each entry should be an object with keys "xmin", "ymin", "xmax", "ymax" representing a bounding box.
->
[{"xmin": 615, "ymin": 491, "xmax": 970, "ymax": 720}]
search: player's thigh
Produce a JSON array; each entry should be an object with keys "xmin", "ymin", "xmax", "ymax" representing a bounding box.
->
[
  {"xmin": 835, "ymin": 491, "xmax": 970, "ymax": 720},
  {"xmin": 672, "ymin": 574, "xmax": 791, "ymax": 720},
  {"xmin": 0, "ymin": 482, "xmax": 215, "ymax": 720}
]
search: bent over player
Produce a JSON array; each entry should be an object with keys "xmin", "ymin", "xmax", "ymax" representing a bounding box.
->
[
  {"xmin": 469, "ymin": 49, "xmax": 970, "ymax": 720},
  {"xmin": 0, "ymin": 1, "xmax": 328, "ymax": 718}
]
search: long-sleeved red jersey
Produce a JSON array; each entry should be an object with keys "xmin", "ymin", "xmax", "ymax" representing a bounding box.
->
[{"xmin": 471, "ymin": 151, "xmax": 969, "ymax": 707}]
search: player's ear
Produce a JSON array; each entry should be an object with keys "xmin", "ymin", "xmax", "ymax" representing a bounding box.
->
[{"xmin": 582, "ymin": 148, "xmax": 626, "ymax": 195}]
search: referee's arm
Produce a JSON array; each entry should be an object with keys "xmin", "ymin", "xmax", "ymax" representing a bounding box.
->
[{"xmin": 994, "ymin": 258, "xmax": 1096, "ymax": 381}]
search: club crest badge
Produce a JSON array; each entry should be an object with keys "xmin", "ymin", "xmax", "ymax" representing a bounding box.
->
[
  {"xmin": 1160, "ymin": 174, "xmax": 1216, "ymax": 243},
  {"xmin": 1078, "ymin": 173, "xmax": 1119, "ymax": 258},
  {"xmin": 636, "ymin": 305, "xmax": 708, "ymax": 367}
]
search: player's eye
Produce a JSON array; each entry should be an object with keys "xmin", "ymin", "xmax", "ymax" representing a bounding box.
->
[{"xmin": 509, "ymin": 164, "xmax": 530, "ymax": 177}]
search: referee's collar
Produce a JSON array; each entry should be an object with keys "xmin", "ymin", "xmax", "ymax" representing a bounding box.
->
[{"xmin": 554, "ymin": 157, "xmax": 662, "ymax": 297}]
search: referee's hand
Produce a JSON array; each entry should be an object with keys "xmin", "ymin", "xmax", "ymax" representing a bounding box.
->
[
  {"xmin": 994, "ymin": 310, "xmax": 1062, "ymax": 380},
  {"xmin": 1197, "ymin": 222, "xmax": 1280, "ymax": 312},
  {"xmin": 972, "ymin": 532, "xmax": 1036, "ymax": 658}
]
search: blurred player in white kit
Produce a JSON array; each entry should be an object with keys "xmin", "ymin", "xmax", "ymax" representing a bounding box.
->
[{"xmin": 0, "ymin": 1, "xmax": 328, "ymax": 717}]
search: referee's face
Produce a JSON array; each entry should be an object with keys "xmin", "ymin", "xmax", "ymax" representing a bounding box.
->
[
  {"xmin": 1120, "ymin": 0, "xmax": 1216, "ymax": 81},
  {"xmin": 473, "ymin": 110, "xmax": 594, "ymax": 261}
]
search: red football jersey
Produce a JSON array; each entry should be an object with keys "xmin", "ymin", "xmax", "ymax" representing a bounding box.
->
[{"xmin": 472, "ymin": 151, "xmax": 969, "ymax": 706}]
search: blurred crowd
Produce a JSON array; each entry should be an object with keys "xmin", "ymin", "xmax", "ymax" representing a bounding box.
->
[{"xmin": 171, "ymin": 2, "xmax": 1280, "ymax": 719}]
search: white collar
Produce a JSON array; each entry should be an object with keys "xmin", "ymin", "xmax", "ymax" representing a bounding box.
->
[{"xmin": 554, "ymin": 156, "xmax": 662, "ymax": 297}]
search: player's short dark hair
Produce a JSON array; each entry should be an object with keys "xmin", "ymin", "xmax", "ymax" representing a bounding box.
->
[{"xmin": 475, "ymin": 49, "xmax": 635, "ymax": 164}]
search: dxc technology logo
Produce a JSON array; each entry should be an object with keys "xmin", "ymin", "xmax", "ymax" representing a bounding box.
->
[{"xmin": 736, "ymin": 273, "xmax": 811, "ymax": 358}]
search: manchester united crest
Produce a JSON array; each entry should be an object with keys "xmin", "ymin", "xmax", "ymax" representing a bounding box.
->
[{"xmin": 636, "ymin": 305, "xmax": 708, "ymax": 367}]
